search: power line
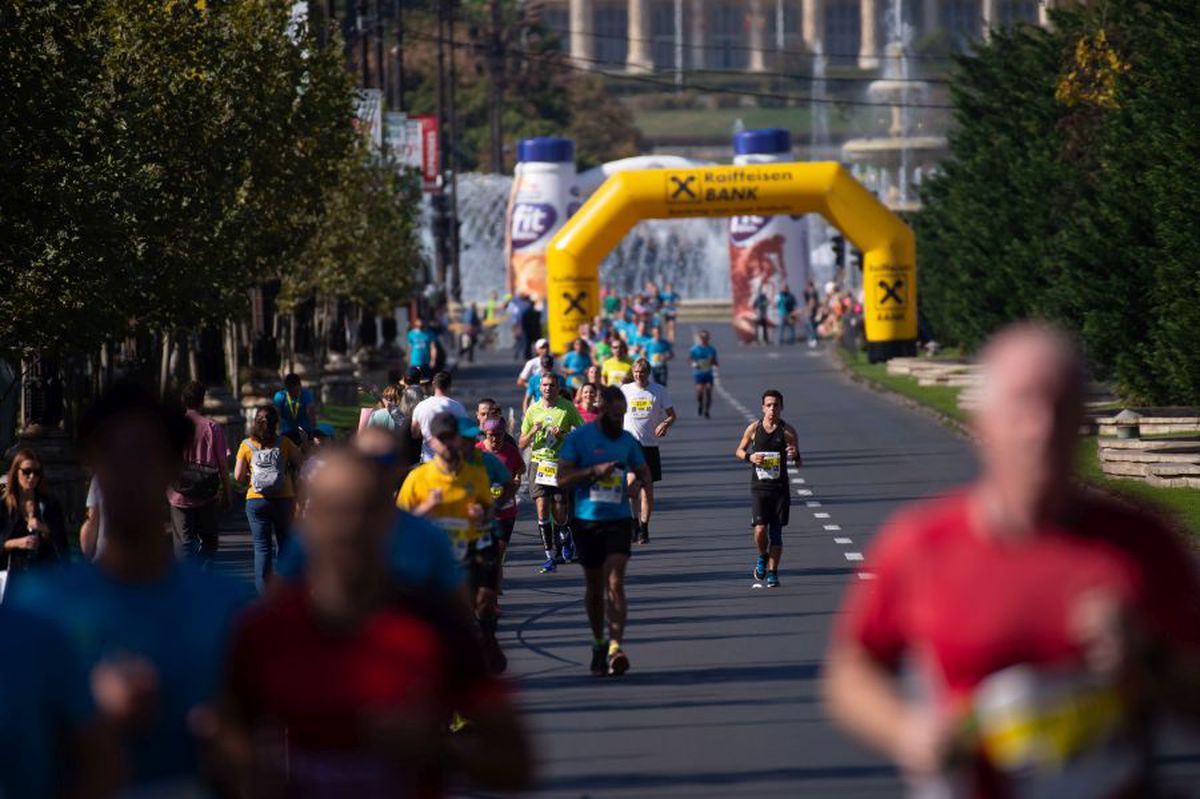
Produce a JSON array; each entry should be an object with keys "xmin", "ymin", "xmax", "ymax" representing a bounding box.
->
[{"xmin": 406, "ymin": 29, "xmax": 957, "ymax": 110}]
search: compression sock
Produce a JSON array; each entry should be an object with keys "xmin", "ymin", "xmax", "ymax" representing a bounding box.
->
[{"xmin": 538, "ymin": 520, "xmax": 554, "ymax": 559}]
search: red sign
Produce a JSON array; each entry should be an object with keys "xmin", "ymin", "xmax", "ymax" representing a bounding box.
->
[{"xmin": 413, "ymin": 115, "xmax": 440, "ymax": 192}]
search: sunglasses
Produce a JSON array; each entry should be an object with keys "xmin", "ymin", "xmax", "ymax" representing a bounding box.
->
[{"xmin": 19, "ymin": 467, "xmax": 41, "ymax": 477}]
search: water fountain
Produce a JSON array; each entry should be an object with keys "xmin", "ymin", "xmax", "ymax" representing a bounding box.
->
[
  {"xmin": 807, "ymin": 41, "xmax": 837, "ymax": 288},
  {"xmin": 840, "ymin": 0, "xmax": 947, "ymax": 212}
]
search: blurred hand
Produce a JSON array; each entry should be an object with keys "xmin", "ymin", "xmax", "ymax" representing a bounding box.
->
[
  {"xmin": 92, "ymin": 656, "xmax": 161, "ymax": 733},
  {"xmin": 466, "ymin": 503, "xmax": 485, "ymax": 524},
  {"xmin": 749, "ymin": 453, "xmax": 765, "ymax": 466},
  {"xmin": 14, "ymin": 534, "xmax": 38, "ymax": 550},
  {"xmin": 594, "ymin": 461, "xmax": 617, "ymax": 479},
  {"xmin": 892, "ymin": 709, "xmax": 957, "ymax": 781}
]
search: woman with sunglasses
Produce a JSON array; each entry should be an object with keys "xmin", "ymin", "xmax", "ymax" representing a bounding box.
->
[{"xmin": 2, "ymin": 450, "xmax": 68, "ymax": 575}]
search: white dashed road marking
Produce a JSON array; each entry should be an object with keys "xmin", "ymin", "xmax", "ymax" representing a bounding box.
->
[
  {"xmin": 844, "ymin": 552, "xmax": 864, "ymax": 562},
  {"xmin": 806, "ymin": 501, "xmax": 822, "ymax": 508},
  {"xmin": 824, "ymin": 524, "xmax": 842, "ymax": 531},
  {"xmin": 814, "ymin": 512, "xmax": 830, "ymax": 519},
  {"xmin": 834, "ymin": 537, "xmax": 853, "ymax": 544}
]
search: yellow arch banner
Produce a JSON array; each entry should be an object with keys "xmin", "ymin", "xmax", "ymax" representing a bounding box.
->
[{"xmin": 545, "ymin": 162, "xmax": 916, "ymax": 353}]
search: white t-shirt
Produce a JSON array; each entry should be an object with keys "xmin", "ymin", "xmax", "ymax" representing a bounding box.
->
[
  {"xmin": 86, "ymin": 477, "xmax": 108, "ymax": 560},
  {"xmin": 412, "ymin": 394, "xmax": 468, "ymax": 462},
  {"xmin": 621, "ymin": 381, "xmax": 673, "ymax": 445},
  {"xmin": 518, "ymin": 356, "xmax": 542, "ymax": 384}
]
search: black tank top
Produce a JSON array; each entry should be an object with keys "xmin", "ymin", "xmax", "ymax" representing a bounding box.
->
[{"xmin": 750, "ymin": 419, "xmax": 789, "ymax": 491}]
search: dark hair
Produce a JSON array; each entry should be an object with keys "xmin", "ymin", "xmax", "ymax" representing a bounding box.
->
[
  {"xmin": 181, "ymin": 380, "xmax": 206, "ymax": 410},
  {"xmin": 252, "ymin": 404, "xmax": 280, "ymax": 446},
  {"xmin": 762, "ymin": 389, "xmax": 784, "ymax": 406},
  {"xmin": 539, "ymin": 355, "xmax": 555, "ymax": 370},
  {"xmin": 598, "ymin": 385, "xmax": 625, "ymax": 408},
  {"xmin": 432, "ymin": 371, "xmax": 452, "ymax": 392},
  {"xmin": 79, "ymin": 381, "xmax": 193, "ymax": 459},
  {"xmin": 478, "ymin": 397, "xmax": 496, "ymax": 408},
  {"xmin": 284, "ymin": 373, "xmax": 301, "ymax": 389}
]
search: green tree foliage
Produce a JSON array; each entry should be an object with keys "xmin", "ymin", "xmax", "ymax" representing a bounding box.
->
[{"xmin": 915, "ymin": 0, "xmax": 1200, "ymax": 404}]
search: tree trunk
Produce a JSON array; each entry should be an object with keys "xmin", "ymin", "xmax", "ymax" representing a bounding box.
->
[{"xmin": 159, "ymin": 333, "xmax": 172, "ymax": 396}]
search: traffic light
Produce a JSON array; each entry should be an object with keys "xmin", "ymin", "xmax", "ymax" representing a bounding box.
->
[
  {"xmin": 832, "ymin": 235, "xmax": 846, "ymax": 269},
  {"xmin": 849, "ymin": 248, "xmax": 862, "ymax": 272}
]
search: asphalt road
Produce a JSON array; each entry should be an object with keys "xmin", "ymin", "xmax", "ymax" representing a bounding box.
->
[{"xmin": 461, "ymin": 324, "xmax": 975, "ymax": 798}]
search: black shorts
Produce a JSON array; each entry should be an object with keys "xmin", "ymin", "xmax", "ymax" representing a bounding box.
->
[
  {"xmin": 573, "ymin": 518, "xmax": 633, "ymax": 569},
  {"xmin": 494, "ymin": 517, "xmax": 516, "ymax": 543},
  {"xmin": 465, "ymin": 541, "xmax": 500, "ymax": 594},
  {"xmin": 527, "ymin": 460, "xmax": 562, "ymax": 499},
  {"xmin": 750, "ymin": 489, "xmax": 790, "ymax": 528},
  {"xmin": 640, "ymin": 444, "xmax": 663, "ymax": 483}
]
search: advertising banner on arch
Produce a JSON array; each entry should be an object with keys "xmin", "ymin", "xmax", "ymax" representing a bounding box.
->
[{"xmin": 728, "ymin": 214, "xmax": 809, "ymax": 343}]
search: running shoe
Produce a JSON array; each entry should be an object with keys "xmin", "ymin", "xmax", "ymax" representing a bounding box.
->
[
  {"xmin": 538, "ymin": 557, "xmax": 557, "ymax": 574},
  {"xmin": 766, "ymin": 572, "xmax": 780, "ymax": 589},
  {"xmin": 753, "ymin": 554, "xmax": 767, "ymax": 581},
  {"xmin": 608, "ymin": 647, "xmax": 630, "ymax": 676},
  {"xmin": 561, "ymin": 530, "xmax": 576, "ymax": 562},
  {"xmin": 590, "ymin": 643, "xmax": 608, "ymax": 677}
]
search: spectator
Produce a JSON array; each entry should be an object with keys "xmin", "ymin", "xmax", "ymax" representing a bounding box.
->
[
  {"xmin": 411, "ymin": 371, "xmax": 467, "ymax": 463},
  {"xmin": 2, "ymin": 449, "xmax": 68, "ymax": 579},
  {"xmin": 366, "ymin": 384, "xmax": 404, "ymax": 431},
  {"xmin": 752, "ymin": 288, "xmax": 770, "ymax": 345},
  {"xmin": 234, "ymin": 404, "xmax": 303, "ymax": 592},
  {"xmin": 80, "ymin": 475, "xmax": 105, "ymax": 561},
  {"xmin": 776, "ymin": 284, "xmax": 798, "ymax": 346},
  {"xmin": 519, "ymin": 299, "xmax": 542, "ymax": 361},
  {"xmin": 406, "ymin": 316, "xmax": 437, "ymax": 372},
  {"xmin": 167, "ymin": 381, "xmax": 231, "ymax": 569},
  {"xmin": 8, "ymin": 381, "xmax": 251, "ymax": 793},
  {"xmin": 272, "ymin": 373, "xmax": 316, "ymax": 446},
  {"xmin": 461, "ymin": 303, "xmax": 482, "ymax": 363}
]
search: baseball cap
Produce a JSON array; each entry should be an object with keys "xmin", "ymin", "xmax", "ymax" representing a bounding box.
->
[
  {"xmin": 535, "ymin": 337, "xmax": 549, "ymax": 350},
  {"xmin": 404, "ymin": 366, "xmax": 424, "ymax": 384},
  {"xmin": 457, "ymin": 416, "xmax": 481, "ymax": 439}
]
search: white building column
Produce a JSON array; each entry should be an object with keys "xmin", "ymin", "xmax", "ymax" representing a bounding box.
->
[
  {"xmin": 569, "ymin": 0, "xmax": 596, "ymax": 67},
  {"xmin": 748, "ymin": 0, "xmax": 767, "ymax": 71},
  {"xmin": 626, "ymin": 0, "xmax": 653, "ymax": 71},
  {"xmin": 689, "ymin": 0, "xmax": 706, "ymax": 69},
  {"xmin": 801, "ymin": 0, "xmax": 823, "ymax": 54},
  {"xmin": 858, "ymin": 0, "xmax": 878, "ymax": 69},
  {"xmin": 981, "ymin": 0, "xmax": 999, "ymax": 37}
]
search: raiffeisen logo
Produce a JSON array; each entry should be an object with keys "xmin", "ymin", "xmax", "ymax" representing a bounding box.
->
[
  {"xmin": 729, "ymin": 215, "xmax": 769, "ymax": 243},
  {"xmin": 511, "ymin": 202, "xmax": 558, "ymax": 249}
]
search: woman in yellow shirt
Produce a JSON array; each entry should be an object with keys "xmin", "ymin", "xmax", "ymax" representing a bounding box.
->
[{"xmin": 234, "ymin": 405, "xmax": 303, "ymax": 592}]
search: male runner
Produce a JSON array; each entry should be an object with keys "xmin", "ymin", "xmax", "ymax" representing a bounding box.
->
[
  {"xmin": 411, "ymin": 371, "xmax": 467, "ymax": 462},
  {"xmin": 825, "ymin": 324, "xmax": 1200, "ymax": 798},
  {"xmin": 644, "ymin": 326, "xmax": 674, "ymax": 386},
  {"xmin": 621, "ymin": 358, "xmax": 676, "ymax": 544},
  {"xmin": 660, "ymin": 281, "xmax": 680, "ymax": 342},
  {"xmin": 601, "ymin": 339, "xmax": 634, "ymax": 386},
  {"xmin": 734, "ymin": 390, "xmax": 800, "ymax": 589},
  {"xmin": 557, "ymin": 386, "xmax": 652, "ymax": 677},
  {"xmin": 397, "ymin": 413, "xmax": 503, "ymax": 671},
  {"xmin": 520, "ymin": 371, "xmax": 585, "ymax": 572},
  {"xmin": 477, "ymin": 417, "xmax": 523, "ymax": 596},
  {"xmin": 690, "ymin": 329, "xmax": 719, "ymax": 418}
]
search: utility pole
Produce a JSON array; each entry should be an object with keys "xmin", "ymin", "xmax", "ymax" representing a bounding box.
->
[
  {"xmin": 358, "ymin": 0, "xmax": 370, "ymax": 86},
  {"xmin": 673, "ymin": 0, "xmax": 682, "ymax": 89},
  {"xmin": 394, "ymin": 0, "xmax": 405, "ymax": 110},
  {"xmin": 447, "ymin": 0, "xmax": 462, "ymax": 302},
  {"xmin": 433, "ymin": 0, "xmax": 449, "ymax": 293},
  {"xmin": 374, "ymin": 0, "xmax": 386, "ymax": 96},
  {"xmin": 487, "ymin": 0, "xmax": 505, "ymax": 173}
]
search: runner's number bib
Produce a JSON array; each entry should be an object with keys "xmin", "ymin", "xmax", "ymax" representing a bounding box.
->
[
  {"xmin": 650, "ymin": 352, "xmax": 667, "ymax": 367},
  {"xmin": 491, "ymin": 483, "xmax": 516, "ymax": 510},
  {"xmin": 694, "ymin": 358, "xmax": 712, "ymax": 372},
  {"xmin": 755, "ymin": 452, "xmax": 781, "ymax": 481},
  {"xmin": 630, "ymin": 398, "xmax": 653, "ymax": 420},
  {"xmin": 535, "ymin": 461, "xmax": 559, "ymax": 487},
  {"xmin": 589, "ymin": 472, "xmax": 626, "ymax": 504}
]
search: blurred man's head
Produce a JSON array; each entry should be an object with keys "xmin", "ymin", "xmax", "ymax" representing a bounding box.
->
[
  {"xmin": 974, "ymin": 323, "xmax": 1085, "ymax": 510},
  {"xmin": 431, "ymin": 371, "xmax": 452, "ymax": 396},
  {"xmin": 301, "ymin": 448, "xmax": 394, "ymax": 584},
  {"xmin": 761, "ymin": 390, "xmax": 784, "ymax": 424},
  {"xmin": 597, "ymin": 386, "xmax": 627, "ymax": 437},
  {"xmin": 540, "ymin": 371, "xmax": 559, "ymax": 404},
  {"xmin": 353, "ymin": 425, "xmax": 407, "ymax": 491},
  {"xmin": 428, "ymin": 412, "xmax": 463, "ymax": 466},
  {"xmin": 180, "ymin": 381, "xmax": 205, "ymax": 412},
  {"xmin": 482, "ymin": 417, "xmax": 506, "ymax": 448},
  {"xmin": 534, "ymin": 338, "xmax": 549, "ymax": 356},
  {"xmin": 614, "ymin": 340, "xmax": 629, "ymax": 358},
  {"xmin": 632, "ymin": 358, "xmax": 651, "ymax": 387},
  {"xmin": 697, "ymin": 329, "xmax": 710, "ymax": 346},
  {"xmin": 476, "ymin": 398, "xmax": 498, "ymax": 428},
  {"xmin": 80, "ymin": 382, "xmax": 192, "ymax": 543},
  {"xmin": 284, "ymin": 373, "xmax": 302, "ymax": 398}
]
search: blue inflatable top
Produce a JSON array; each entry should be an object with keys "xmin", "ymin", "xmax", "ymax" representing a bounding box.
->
[
  {"xmin": 732, "ymin": 128, "xmax": 792, "ymax": 156},
  {"xmin": 517, "ymin": 137, "xmax": 576, "ymax": 164}
]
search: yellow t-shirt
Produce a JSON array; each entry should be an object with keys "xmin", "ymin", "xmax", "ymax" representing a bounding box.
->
[
  {"xmin": 397, "ymin": 459, "xmax": 493, "ymax": 543},
  {"xmin": 236, "ymin": 436, "xmax": 301, "ymax": 499},
  {"xmin": 602, "ymin": 356, "xmax": 633, "ymax": 386}
]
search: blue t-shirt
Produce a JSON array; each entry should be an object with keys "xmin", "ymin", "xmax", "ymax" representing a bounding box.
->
[
  {"xmin": 276, "ymin": 510, "xmax": 465, "ymax": 594},
  {"xmin": 8, "ymin": 562, "xmax": 251, "ymax": 787},
  {"xmin": 660, "ymin": 291, "xmax": 680, "ymax": 314},
  {"xmin": 562, "ymin": 351, "xmax": 591, "ymax": 386},
  {"xmin": 777, "ymin": 291, "xmax": 797, "ymax": 317},
  {"xmin": 645, "ymin": 338, "xmax": 673, "ymax": 368},
  {"xmin": 0, "ymin": 605, "xmax": 94, "ymax": 799},
  {"xmin": 558, "ymin": 423, "xmax": 646, "ymax": 521},
  {"xmin": 690, "ymin": 344, "xmax": 718, "ymax": 376},
  {"xmin": 273, "ymin": 388, "xmax": 315, "ymax": 435},
  {"xmin": 407, "ymin": 328, "xmax": 435, "ymax": 368}
]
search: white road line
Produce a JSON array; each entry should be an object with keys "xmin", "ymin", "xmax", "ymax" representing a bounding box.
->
[
  {"xmin": 796, "ymin": 489, "xmax": 812, "ymax": 496},
  {"xmin": 844, "ymin": 552, "xmax": 864, "ymax": 562},
  {"xmin": 805, "ymin": 501, "xmax": 822, "ymax": 508},
  {"xmin": 791, "ymin": 477, "xmax": 806, "ymax": 484},
  {"xmin": 824, "ymin": 524, "xmax": 842, "ymax": 531},
  {"xmin": 813, "ymin": 512, "xmax": 831, "ymax": 519},
  {"xmin": 857, "ymin": 572, "xmax": 876, "ymax": 580},
  {"xmin": 834, "ymin": 537, "xmax": 853, "ymax": 544}
]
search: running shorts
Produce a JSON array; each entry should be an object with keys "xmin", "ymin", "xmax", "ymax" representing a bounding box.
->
[
  {"xmin": 495, "ymin": 517, "xmax": 516, "ymax": 544},
  {"xmin": 639, "ymin": 444, "xmax": 663, "ymax": 483},
  {"xmin": 573, "ymin": 518, "xmax": 633, "ymax": 569},
  {"xmin": 527, "ymin": 460, "xmax": 562, "ymax": 499},
  {"xmin": 751, "ymin": 489, "xmax": 790, "ymax": 529},
  {"xmin": 465, "ymin": 540, "xmax": 500, "ymax": 594},
  {"xmin": 693, "ymin": 373, "xmax": 714, "ymax": 385}
]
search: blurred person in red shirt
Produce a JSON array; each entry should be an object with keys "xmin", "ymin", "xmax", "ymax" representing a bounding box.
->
[
  {"xmin": 824, "ymin": 323, "xmax": 1200, "ymax": 798},
  {"xmin": 219, "ymin": 447, "xmax": 531, "ymax": 797}
]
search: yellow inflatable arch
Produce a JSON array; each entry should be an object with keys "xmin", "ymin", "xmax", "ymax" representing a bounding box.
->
[{"xmin": 544, "ymin": 162, "xmax": 917, "ymax": 354}]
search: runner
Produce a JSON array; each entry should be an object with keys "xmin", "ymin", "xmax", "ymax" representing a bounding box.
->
[
  {"xmin": 225, "ymin": 447, "xmax": 532, "ymax": 797},
  {"xmin": 689, "ymin": 329, "xmax": 719, "ymax": 418},
  {"xmin": 516, "ymin": 337, "xmax": 550, "ymax": 396},
  {"xmin": 562, "ymin": 337, "xmax": 592, "ymax": 392},
  {"xmin": 411, "ymin": 371, "xmax": 467, "ymax": 462},
  {"xmin": 621, "ymin": 359, "xmax": 676, "ymax": 545},
  {"xmin": 601, "ymin": 339, "xmax": 634, "ymax": 386},
  {"xmin": 660, "ymin": 281, "xmax": 680, "ymax": 342},
  {"xmin": 557, "ymin": 385, "xmax": 653, "ymax": 677},
  {"xmin": 398, "ymin": 413, "xmax": 504, "ymax": 672},
  {"xmin": 519, "ymin": 372, "xmax": 585, "ymax": 572},
  {"xmin": 734, "ymin": 390, "xmax": 800, "ymax": 589},
  {"xmin": 574, "ymin": 382, "xmax": 600, "ymax": 422},
  {"xmin": 477, "ymin": 417, "xmax": 523, "ymax": 596},
  {"xmin": 406, "ymin": 316, "xmax": 438, "ymax": 371},
  {"xmin": 644, "ymin": 326, "xmax": 674, "ymax": 386},
  {"xmin": 824, "ymin": 324, "xmax": 1200, "ymax": 798}
]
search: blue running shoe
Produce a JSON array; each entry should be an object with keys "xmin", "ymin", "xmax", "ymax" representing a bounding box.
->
[
  {"xmin": 766, "ymin": 572, "xmax": 780, "ymax": 589},
  {"xmin": 753, "ymin": 554, "xmax": 767, "ymax": 582},
  {"xmin": 538, "ymin": 557, "xmax": 557, "ymax": 574}
]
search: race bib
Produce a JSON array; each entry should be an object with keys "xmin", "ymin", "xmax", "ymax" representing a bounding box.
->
[
  {"xmin": 589, "ymin": 472, "xmax": 626, "ymax": 504},
  {"xmin": 694, "ymin": 358, "xmax": 712, "ymax": 372},
  {"xmin": 650, "ymin": 352, "xmax": 666, "ymax": 367},
  {"xmin": 755, "ymin": 452, "xmax": 781, "ymax": 480},
  {"xmin": 535, "ymin": 461, "xmax": 559, "ymax": 486},
  {"xmin": 491, "ymin": 483, "xmax": 516, "ymax": 510},
  {"xmin": 630, "ymin": 398, "xmax": 653, "ymax": 419},
  {"xmin": 607, "ymin": 369, "xmax": 628, "ymax": 385}
]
